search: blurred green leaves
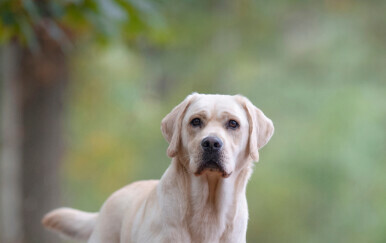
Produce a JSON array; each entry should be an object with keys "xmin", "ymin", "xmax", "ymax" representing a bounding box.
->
[{"xmin": 0, "ymin": 0, "xmax": 165, "ymax": 50}]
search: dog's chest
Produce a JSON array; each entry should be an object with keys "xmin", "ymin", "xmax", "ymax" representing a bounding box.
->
[{"xmin": 186, "ymin": 202, "xmax": 232, "ymax": 243}]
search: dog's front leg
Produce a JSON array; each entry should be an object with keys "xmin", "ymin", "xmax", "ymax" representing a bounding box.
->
[
  {"xmin": 220, "ymin": 222, "xmax": 248, "ymax": 243},
  {"xmin": 220, "ymin": 200, "xmax": 248, "ymax": 243}
]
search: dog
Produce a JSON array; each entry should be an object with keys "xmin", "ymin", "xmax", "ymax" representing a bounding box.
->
[{"xmin": 42, "ymin": 93, "xmax": 274, "ymax": 243}]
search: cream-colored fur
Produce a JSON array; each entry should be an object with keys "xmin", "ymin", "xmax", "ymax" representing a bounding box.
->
[{"xmin": 42, "ymin": 93, "xmax": 274, "ymax": 243}]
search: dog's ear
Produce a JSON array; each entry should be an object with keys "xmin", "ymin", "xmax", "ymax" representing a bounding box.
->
[
  {"xmin": 161, "ymin": 93, "xmax": 197, "ymax": 158},
  {"xmin": 238, "ymin": 95, "xmax": 274, "ymax": 162}
]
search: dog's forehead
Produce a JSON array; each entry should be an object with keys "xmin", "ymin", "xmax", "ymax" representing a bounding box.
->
[{"xmin": 187, "ymin": 95, "xmax": 246, "ymax": 118}]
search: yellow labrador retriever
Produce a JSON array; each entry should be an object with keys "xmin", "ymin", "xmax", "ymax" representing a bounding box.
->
[{"xmin": 42, "ymin": 93, "xmax": 274, "ymax": 243}]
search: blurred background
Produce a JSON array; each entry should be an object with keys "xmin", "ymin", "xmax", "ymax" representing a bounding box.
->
[{"xmin": 0, "ymin": 0, "xmax": 385, "ymax": 243}]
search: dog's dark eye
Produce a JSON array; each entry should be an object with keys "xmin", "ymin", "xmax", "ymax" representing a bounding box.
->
[
  {"xmin": 227, "ymin": 120, "xmax": 239, "ymax": 129},
  {"xmin": 191, "ymin": 118, "xmax": 202, "ymax": 127}
]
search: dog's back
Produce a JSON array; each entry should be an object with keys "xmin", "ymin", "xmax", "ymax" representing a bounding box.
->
[{"xmin": 42, "ymin": 180, "xmax": 159, "ymax": 242}]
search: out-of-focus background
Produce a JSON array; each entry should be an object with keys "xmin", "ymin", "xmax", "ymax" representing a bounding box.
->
[{"xmin": 0, "ymin": 0, "xmax": 385, "ymax": 243}]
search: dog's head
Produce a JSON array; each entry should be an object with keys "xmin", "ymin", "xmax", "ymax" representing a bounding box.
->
[{"xmin": 161, "ymin": 93, "xmax": 274, "ymax": 178}]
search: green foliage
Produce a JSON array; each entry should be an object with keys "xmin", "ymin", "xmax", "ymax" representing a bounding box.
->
[{"xmin": 0, "ymin": 0, "xmax": 164, "ymax": 49}]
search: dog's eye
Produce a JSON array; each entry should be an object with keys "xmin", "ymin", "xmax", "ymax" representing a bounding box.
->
[
  {"xmin": 227, "ymin": 120, "xmax": 239, "ymax": 129},
  {"xmin": 190, "ymin": 118, "xmax": 202, "ymax": 127}
]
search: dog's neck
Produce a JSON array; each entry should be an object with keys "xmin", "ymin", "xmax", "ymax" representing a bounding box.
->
[{"xmin": 158, "ymin": 157, "xmax": 253, "ymax": 241}]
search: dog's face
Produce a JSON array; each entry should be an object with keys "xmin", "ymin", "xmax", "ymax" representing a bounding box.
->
[
  {"xmin": 180, "ymin": 95, "xmax": 250, "ymax": 177},
  {"xmin": 161, "ymin": 93, "xmax": 274, "ymax": 178}
]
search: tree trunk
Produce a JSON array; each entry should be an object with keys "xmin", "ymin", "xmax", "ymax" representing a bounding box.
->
[
  {"xmin": 0, "ymin": 28, "xmax": 68, "ymax": 242},
  {"xmin": 20, "ymin": 30, "xmax": 68, "ymax": 243},
  {"xmin": 0, "ymin": 43, "xmax": 24, "ymax": 243}
]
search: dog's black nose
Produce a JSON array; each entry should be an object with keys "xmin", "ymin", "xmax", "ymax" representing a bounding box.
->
[{"xmin": 201, "ymin": 136, "xmax": 223, "ymax": 151}]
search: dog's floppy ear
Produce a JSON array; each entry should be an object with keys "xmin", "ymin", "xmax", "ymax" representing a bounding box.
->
[
  {"xmin": 161, "ymin": 93, "xmax": 197, "ymax": 157},
  {"xmin": 238, "ymin": 95, "xmax": 274, "ymax": 162}
]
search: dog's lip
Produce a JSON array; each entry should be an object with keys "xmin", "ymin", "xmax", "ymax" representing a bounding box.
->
[
  {"xmin": 204, "ymin": 160, "xmax": 221, "ymax": 169},
  {"xmin": 194, "ymin": 160, "xmax": 231, "ymax": 178}
]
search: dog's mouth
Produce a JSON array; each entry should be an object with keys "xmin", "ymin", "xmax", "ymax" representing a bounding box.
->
[{"xmin": 194, "ymin": 160, "xmax": 231, "ymax": 178}]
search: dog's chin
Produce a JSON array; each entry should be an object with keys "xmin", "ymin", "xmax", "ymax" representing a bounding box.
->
[{"xmin": 194, "ymin": 161, "xmax": 232, "ymax": 178}]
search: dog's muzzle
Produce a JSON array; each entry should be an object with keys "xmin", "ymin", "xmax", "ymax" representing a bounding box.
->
[{"xmin": 194, "ymin": 136, "xmax": 231, "ymax": 178}]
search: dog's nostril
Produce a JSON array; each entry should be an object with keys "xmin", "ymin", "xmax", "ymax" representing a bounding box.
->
[
  {"xmin": 201, "ymin": 136, "xmax": 223, "ymax": 151},
  {"xmin": 202, "ymin": 140, "xmax": 210, "ymax": 148}
]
